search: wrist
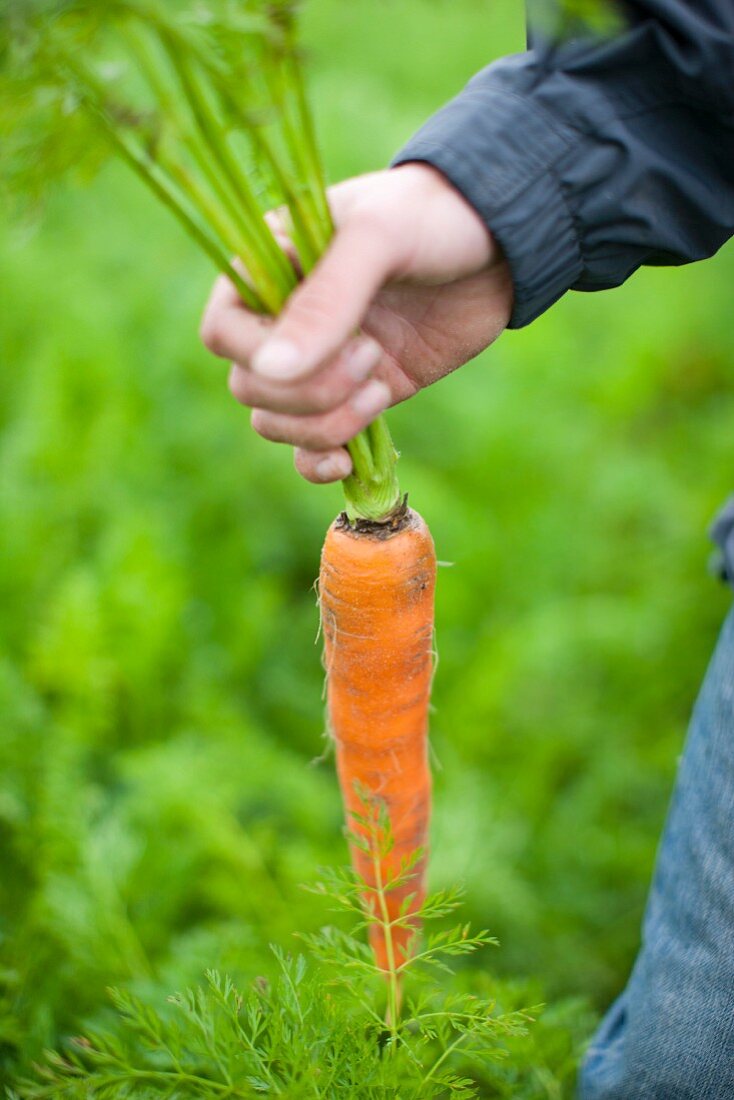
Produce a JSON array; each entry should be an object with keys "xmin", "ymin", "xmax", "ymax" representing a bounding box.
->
[{"xmin": 389, "ymin": 160, "xmax": 499, "ymax": 280}]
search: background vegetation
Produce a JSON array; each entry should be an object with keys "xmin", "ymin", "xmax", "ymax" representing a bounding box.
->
[{"xmin": 2, "ymin": 0, "xmax": 734, "ymax": 1093}]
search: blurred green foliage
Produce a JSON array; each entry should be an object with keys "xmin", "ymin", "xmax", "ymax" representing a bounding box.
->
[{"xmin": 1, "ymin": 0, "xmax": 734, "ymax": 1094}]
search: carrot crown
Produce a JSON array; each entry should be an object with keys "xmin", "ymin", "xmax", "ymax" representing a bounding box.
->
[{"xmin": 0, "ymin": 0, "xmax": 402, "ymax": 523}]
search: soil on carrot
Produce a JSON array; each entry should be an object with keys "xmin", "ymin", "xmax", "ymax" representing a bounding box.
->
[{"xmin": 336, "ymin": 494, "xmax": 411, "ymax": 538}]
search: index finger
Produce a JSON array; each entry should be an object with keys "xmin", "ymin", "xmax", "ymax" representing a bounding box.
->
[{"xmin": 200, "ymin": 271, "xmax": 274, "ymax": 362}]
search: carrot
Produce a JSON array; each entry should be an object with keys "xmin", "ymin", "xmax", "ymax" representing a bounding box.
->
[
  {"xmin": 9, "ymin": 0, "xmax": 435, "ymax": 1001},
  {"xmin": 319, "ymin": 504, "xmax": 436, "ymax": 973}
]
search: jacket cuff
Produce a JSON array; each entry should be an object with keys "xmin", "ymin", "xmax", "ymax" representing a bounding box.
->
[{"xmin": 391, "ymin": 65, "xmax": 585, "ymax": 328}]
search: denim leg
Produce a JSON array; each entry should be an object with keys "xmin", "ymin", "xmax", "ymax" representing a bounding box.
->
[{"xmin": 579, "ymin": 605, "xmax": 734, "ymax": 1100}]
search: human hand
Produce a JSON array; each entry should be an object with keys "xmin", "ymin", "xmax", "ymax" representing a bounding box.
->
[{"xmin": 200, "ymin": 163, "xmax": 513, "ymax": 483}]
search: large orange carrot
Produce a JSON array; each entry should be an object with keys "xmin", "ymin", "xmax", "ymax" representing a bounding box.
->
[{"xmin": 319, "ymin": 505, "xmax": 436, "ymax": 972}]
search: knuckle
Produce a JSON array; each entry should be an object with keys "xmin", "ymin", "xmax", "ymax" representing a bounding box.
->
[
  {"xmin": 302, "ymin": 418, "xmax": 347, "ymax": 451},
  {"xmin": 200, "ymin": 314, "xmax": 228, "ymax": 357},
  {"xmin": 307, "ymin": 431, "xmax": 331, "ymax": 450},
  {"xmin": 345, "ymin": 203, "xmax": 409, "ymax": 275},
  {"xmin": 251, "ymin": 408, "xmax": 350, "ymax": 450},
  {"xmin": 347, "ymin": 204, "xmax": 393, "ymax": 245},
  {"xmin": 227, "ymin": 367, "xmax": 250, "ymax": 405},
  {"xmin": 287, "ymin": 286, "xmax": 338, "ymax": 336},
  {"xmin": 250, "ymin": 409, "xmax": 272, "ymax": 438},
  {"xmin": 303, "ymin": 383, "xmax": 340, "ymax": 415},
  {"xmin": 293, "ymin": 449, "xmax": 312, "ymax": 476}
]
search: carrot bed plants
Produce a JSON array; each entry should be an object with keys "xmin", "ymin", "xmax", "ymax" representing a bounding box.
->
[{"xmin": 0, "ymin": 1, "xmax": 587, "ymax": 1095}]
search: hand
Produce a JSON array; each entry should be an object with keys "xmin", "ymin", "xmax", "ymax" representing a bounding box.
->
[{"xmin": 200, "ymin": 163, "xmax": 513, "ymax": 483}]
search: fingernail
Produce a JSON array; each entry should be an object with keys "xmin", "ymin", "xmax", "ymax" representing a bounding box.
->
[
  {"xmin": 350, "ymin": 379, "xmax": 391, "ymax": 419},
  {"xmin": 316, "ymin": 453, "xmax": 353, "ymax": 481},
  {"xmin": 251, "ymin": 339, "xmax": 303, "ymax": 380},
  {"xmin": 343, "ymin": 339, "xmax": 382, "ymax": 380}
]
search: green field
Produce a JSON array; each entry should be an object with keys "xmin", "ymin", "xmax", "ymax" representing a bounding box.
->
[{"xmin": 2, "ymin": 1, "xmax": 734, "ymax": 1094}]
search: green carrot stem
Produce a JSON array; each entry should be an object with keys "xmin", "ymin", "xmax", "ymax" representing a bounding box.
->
[
  {"xmin": 157, "ymin": 29, "xmax": 295, "ymax": 312},
  {"xmin": 265, "ymin": 61, "xmax": 327, "ymax": 246},
  {"xmin": 54, "ymin": 46, "xmax": 263, "ymax": 311},
  {"xmin": 269, "ymin": 11, "xmax": 332, "ymax": 234},
  {"xmin": 259, "ymin": 41, "xmax": 405, "ymax": 524},
  {"xmin": 121, "ymin": 23, "xmax": 280, "ymax": 312},
  {"xmin": 371, "ymin": 837, "xmax": 401, "ymax": 1038},
  {"xmin": 343, "ymin": 417, "xmax": 401, "ymax": 524},
  {"xmin": 62, "ymin": 19, "xmax": 401, "ymax": 525},
  {"xmin": 153, "ymin": 18, "xmax": 326, "ymax": 273},
  {"xmin": 91, "ymin": 109, "xmax": 260, "ymax": 309},
  {"xmin": 205, "ymin": 70, "xmax": 324, "ymax": 272},
  {"xmin": 165, "ymin": 159, "xmax": 270, "ymax": 308},
  {"xmin": 136, "ymin": 25, "xmax": 281, "ymax": 310},
  {"xmin": 248, "ymin": 124, "xmax": 324, "ymax": 273},
  {"xmin": 286, "ymin": 52, "xmax": 333, "ymax": 240}
]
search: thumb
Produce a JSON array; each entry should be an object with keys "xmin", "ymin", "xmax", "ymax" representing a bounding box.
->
[{"xmin": 250, "ymin": 217, "xmax": 396, "ymax": 382}]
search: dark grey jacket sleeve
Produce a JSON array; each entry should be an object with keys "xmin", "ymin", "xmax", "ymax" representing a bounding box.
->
[{"xmin": 391, "ymin": 1, "xmax": 734, "ymax": 328}]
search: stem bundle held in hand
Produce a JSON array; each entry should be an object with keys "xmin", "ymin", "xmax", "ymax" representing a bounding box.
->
[{"xmin": 2, "ymin": 0, "xmax": 436, "ymax": 983}]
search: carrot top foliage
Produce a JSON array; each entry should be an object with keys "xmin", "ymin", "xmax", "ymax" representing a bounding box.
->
[
  {"xmin": 15, "ymin": 842, "xmax": 538, "ymax": 1099},
  {"xmin": 0, "ymin": 0, "xmax": 400, "ymax": 521}
]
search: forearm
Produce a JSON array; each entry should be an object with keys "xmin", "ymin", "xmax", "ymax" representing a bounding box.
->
[{"xmin": 392, "ymin": 0, "xmax": 734, "ymax": 326}]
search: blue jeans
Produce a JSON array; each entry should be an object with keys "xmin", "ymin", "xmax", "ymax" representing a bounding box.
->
[{"xmin": 579, "ymin": 600, "xmax": 734, "ymax": 1098}]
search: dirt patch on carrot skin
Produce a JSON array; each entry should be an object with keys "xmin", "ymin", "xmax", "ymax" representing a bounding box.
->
[{"xmin": 335, "ymin": 494, "xmax": 411, "ymax": 539}]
